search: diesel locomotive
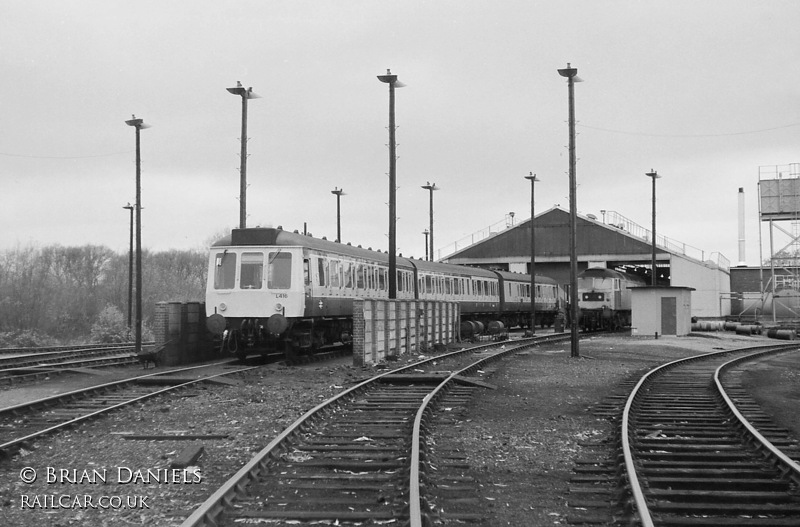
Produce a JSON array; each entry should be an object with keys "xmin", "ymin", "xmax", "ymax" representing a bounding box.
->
[{"xmin": 577, "ymin": 267, "xmax": 646, "ymax": 330}]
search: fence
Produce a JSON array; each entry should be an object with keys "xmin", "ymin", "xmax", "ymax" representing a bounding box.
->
[{"xmin": 353, "ymin": 299, "xmax": 460, "ymax": 366}]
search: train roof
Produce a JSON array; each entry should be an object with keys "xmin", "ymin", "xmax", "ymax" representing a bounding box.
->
[
  {"xmin": 210, "ymin": 228, "xmax": 499, "ymax": 277},
  {"xmin": 211, "ymin": 227, "xmax": 401, "ymax": 265},
  {"xmin": 407, "ymin": 258, "xmax": 498, "ymax": 278},
  {"xmin": 579, "ymin": 267, "xmax": 646, "ymax": 284},
  {"xmin": 493, "ymin": 270, "xmax": 557, "ymax": 285}
]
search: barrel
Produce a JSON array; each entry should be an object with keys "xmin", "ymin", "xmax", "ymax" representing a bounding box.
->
[
  {"xmin": 736, "ymin": 325, "xmax": 762, "ymax": 336},
  {"xmin": 460, "ymin": 321, "xmax": 477, "ymax": 339},
  {"xmin": 487, "ymin": 320, "xmax": 505, "ymax": 335},
  {"xmin": 723, "ymin": 321, "xmax": 739, "ymax": 332},
  {"xmin": 767, "ymin": 328, "xmax": 796, "ymax": 340}
]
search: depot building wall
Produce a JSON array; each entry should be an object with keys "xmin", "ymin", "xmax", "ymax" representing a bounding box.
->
[{"xmin": 670, "ymin": 256, "xmax": 730, "ymax": 317}]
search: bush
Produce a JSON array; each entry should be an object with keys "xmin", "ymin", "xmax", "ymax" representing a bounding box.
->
[
  {"xmin": 0, "ymin": 330, "xmax": 56, "ymax": 348},
  {"xmin": 90, "ymin": 305, "xmax": 130, "ymax": 344}
]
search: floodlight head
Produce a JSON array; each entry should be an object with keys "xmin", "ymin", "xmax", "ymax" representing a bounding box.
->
[
  {"xmin": 525, "ymin": 172, "xmax": 540, "ymax": 182},
  {"xmin": 228, "ymin": 81, "xmax": 259, "ymax": 98},
  {"xmin": 125, "ymin": 115, "xmax": 149, "ymax": 129},
  {"xmin": 378, "ymin": 68, "xmax": 399, "ymax": 84},
  {"xmin": 646, "ymin": 170, "xmax": 661, "ymax": 179},
  {"xmin": 558, "ymin": 62, "xmax": 579, "ymax": 79}
]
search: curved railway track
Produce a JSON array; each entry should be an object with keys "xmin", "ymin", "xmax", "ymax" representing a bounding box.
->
[
  {"xmin": 181, "ymin": 333, "xmax": 569, "ymax": 527},
  {"xmin": 0, "ymin": 361, "xmax": 252, "ymax": 456},
  {"xmin": 622, "ymin": 344, "xmax": 800, "ymax": 526}
]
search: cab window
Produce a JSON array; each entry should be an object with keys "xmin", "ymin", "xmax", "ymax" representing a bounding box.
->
[
  {"xmin": 240, "ymin": 252, "xmax": 264, "ymax": 289},
  {"xmin": 214, "ymin": 252, "xmax": 236, "ymax": 290},
  {"xmin": 267, "ymin": 252, "xmax": 292, "ymax": 289}
]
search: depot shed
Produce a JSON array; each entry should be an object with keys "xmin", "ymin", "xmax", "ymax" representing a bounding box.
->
[{"xmin": 630, "ymin": 286, "xmax": 694, "ymax": 337}]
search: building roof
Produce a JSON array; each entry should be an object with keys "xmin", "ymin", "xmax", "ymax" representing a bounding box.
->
[
  {"xmin": 443, "ymin": 207, "xmax": 656, "ymax": 261},
  {"xmin": 441, "ymin": 206, "xmax": 728, "ymax": 272}
]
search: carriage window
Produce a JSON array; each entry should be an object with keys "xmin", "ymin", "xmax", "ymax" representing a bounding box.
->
[
  {"xmin": 344, "ymin": 262, "xmax": 353, "ymax": 289},
  {"xmin": 317, "ymin": 258, "xmax": 327, "ymax": 287},
  {"xmin": 240, "ymin": 252, "xmax": 264, "ymax": 289},
  {"xmin": 267, "ymin": 252, "xmax": 292, "ymax": 289},
  {"xmin": 330, "ymin": 260, "xmax": 341, "ymax": 288},
  {"xmin": 356, "ymin": 264, "xmax": 364, "ymax": 289},
  {"xmin": 378, "ymin": 268, "xmax": 386, "ymax": 290},
  {"xmin": 397, "ymin": 270, "xmax": 404, "ymax": 292},
  {"xmin": 214, "ymin": 252, "xmax": 236, "ymax": 290}
]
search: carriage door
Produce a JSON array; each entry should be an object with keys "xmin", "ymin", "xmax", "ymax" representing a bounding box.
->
[{"xmin": 661, "ymin": 297, "xmax": 677, "ymax": 335}]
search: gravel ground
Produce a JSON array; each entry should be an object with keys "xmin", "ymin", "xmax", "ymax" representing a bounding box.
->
[{"xmin": 0, "ymin": 332, "xmax": 797, "ymax": 526}]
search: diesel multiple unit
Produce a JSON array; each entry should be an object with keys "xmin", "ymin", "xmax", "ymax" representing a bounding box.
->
[{"xmin": 205, "ymin": 227, "xmax": 561, "ymax": 359}]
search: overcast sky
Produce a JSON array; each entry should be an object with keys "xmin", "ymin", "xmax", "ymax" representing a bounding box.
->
[{"xmin": 2, "ymin": 1, "xmax": 799, "ymax": 268}]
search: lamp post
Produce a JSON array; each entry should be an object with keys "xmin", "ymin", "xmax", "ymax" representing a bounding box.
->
[
  {"xmin": 378, "ymin": 69, "xmax": 404, "ymax": 299},
  {"xmin": 558, "ymin": 63, "xmax": 581, "ymax": 358},
  {"xmin": 123, "ymin": 203, "xmax": 134, "ymax": 338},
  {"xmin": 124, "ymin": 115, "xmax": 149, "ymax": 354},
  {"xmin": 421, "ymin": 182, "xmax": 439, "ymax": 261},
  {"xmin": 227, "ymin": 81, "xmax": 260, "ymax": 229},
  {"xmin": 646, "ymin": 170, "xmax": 661, "ymax": 286},
  {"xmin": 524, "ymin": 172, "xmax": 540, "ymax": 333},
  {"xmin": 423, "ymin": 229, "xmax": 430, "ymax": 261},
  {"xmin": 331, "ymin": 187, "xmax": 345, "ymax": 242}
]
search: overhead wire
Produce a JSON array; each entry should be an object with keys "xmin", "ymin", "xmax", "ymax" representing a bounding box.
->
[
  {"xmin": 577, "ymin": 122, "xmax": 800, "ymax": 138},
  {"xmin": 0, "ymin": 150, "xmax": 133, "ymax": 159}
]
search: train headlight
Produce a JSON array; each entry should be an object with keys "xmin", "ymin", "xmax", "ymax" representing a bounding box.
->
[
  {"xmin": 219, "ymin": 303, "xmax": 227, "ymax": 312},
  {"xmin": 274, "ymin": 303, "xmax": 283, "ymax": 312}
]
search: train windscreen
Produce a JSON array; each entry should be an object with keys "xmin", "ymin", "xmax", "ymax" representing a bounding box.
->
[
  {"xmin": 214, "ymin": 252, "xmax": 236, "ymax": 290},
  {"xmin": 268, "ymin": 252, "xmax": 292, "ymax": 289}
]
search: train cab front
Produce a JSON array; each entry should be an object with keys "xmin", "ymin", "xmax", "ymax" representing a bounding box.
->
[{"xmin": 205, "ymin": 244, "xmax": 305, "ymax": 359}]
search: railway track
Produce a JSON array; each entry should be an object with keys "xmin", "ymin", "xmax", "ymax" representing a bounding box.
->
[
  {"xmin": 621, "ymin": 344, "xmax": 800, "ymax": 526},
  {"xmin": 0, "ymin": 360, "xmax": 253, "ymax": 457},
  {"xmin": 0, "ymin": 343, "xmax": 153, "ymax": 385},
  {"xmin": 181, "ymin": 333, "xmax": 569, "ymax": 527}
]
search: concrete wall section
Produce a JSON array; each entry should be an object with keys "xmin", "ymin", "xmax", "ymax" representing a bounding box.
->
[{"xmin": 353, "ymin": 299, "xmax": 460, "ymax": 367}]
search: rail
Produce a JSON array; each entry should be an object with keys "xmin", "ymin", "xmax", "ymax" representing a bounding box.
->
[
  {"xmin": 182, "ymin": 332, "xmax": 569, "ymax": 527},
  {"xmin": 715, "ymin": 350, "xmax": 800, "ymax": 484},
  {"xmin": 0, "ymin": 359, "xmax": 251, "ymax": 455},
  {"xmin": 620, "ymin": 343, "xmax": 799, "ymax": 525}
]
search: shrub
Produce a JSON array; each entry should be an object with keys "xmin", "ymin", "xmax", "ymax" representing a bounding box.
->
[{"xmin": 90, "ymin": 305, "xmax": 130, "ymax": 344}]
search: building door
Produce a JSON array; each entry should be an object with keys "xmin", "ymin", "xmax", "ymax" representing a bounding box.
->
[{"xmin": 661, "ymin": 296, "xmax": 677, "ymax": 335}]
